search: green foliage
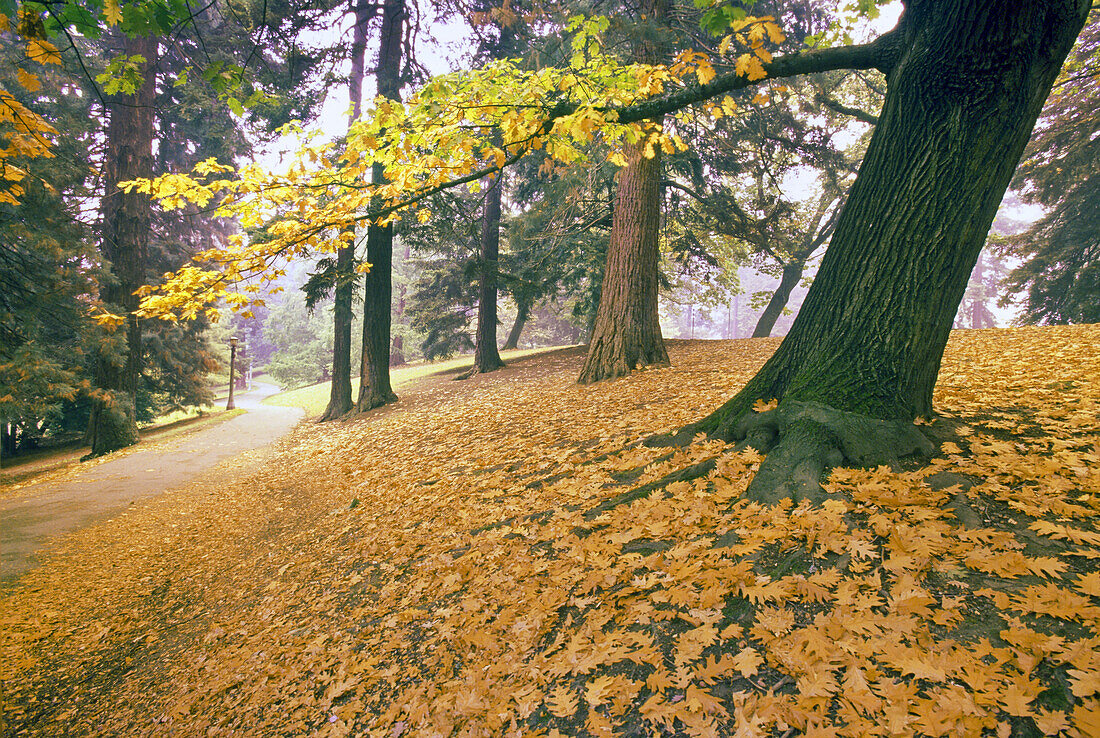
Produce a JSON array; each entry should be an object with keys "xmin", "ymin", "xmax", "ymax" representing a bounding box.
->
[
  {"xmin": 1002, "ymin": 11, "xmax": 1100, "ymax": 325},
  {"xmin": 95, "ymin": 53, "xmax": 147, "ymax": 94}
]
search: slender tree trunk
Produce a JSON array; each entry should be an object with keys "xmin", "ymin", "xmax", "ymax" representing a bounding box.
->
[
  {"xmin": 1, "ymin": 421, "xmax": 14, "ymax": 458},
  {"xmin": 577, "ymin": 0, "xmax": 670, "ymax": 383},
  {"xmin": 357, "ymin": 0, "xmax": 404, "ymax": 411},
  {"xmin": 87, "ymin": 35, "xmax": 156, "ymax": 456},
  {"xmin": 503, "ymin": 294, "xmax": 531, "ymax": 350},
  {"xmin": 687, "ymin": 1, "xmax": 1088, "ymax": 502},
  {"xmin": 471, "ymin": 173, "xmax": 505, "ymax": 373},
  {"xmin": 320, "ymin": 0, "xmax": 371, "ymax": 422},
  {"xmin": 390, "ymin": 335, "xmax": 405, "ymax": 367},
  {"xmin": 752, "ymin": 261, "xmax": 805, "ymax": 338},
  {"xmin": 389, "ymin": 244, "xmax": 410, "ymax": 367},
  {"xmin": 969, "ymin": 253, "xmax": 996, "ymax": 329},
  {"xmin": 578, "ymin": 137, "xmax": 669, "ymax": 383}
]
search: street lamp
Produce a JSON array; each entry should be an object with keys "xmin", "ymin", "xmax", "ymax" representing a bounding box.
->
[{"xmin": 226, "ymin": 336, "xmax": 239, "ymax": 410}]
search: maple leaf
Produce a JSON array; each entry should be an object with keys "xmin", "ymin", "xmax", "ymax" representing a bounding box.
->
[
  {"xmin": 998, "ymin": 680, "xmax": 1035, "ymax": 717},
  {"xmin": 676, "ymin": 623, "xmax": 718, "ymax": 664},
  {"xmin": 730, "ymin": 647, "xmax": 764, "ymax": 678},
  {"xmin": 1068, "ymin": 667, "xmax": 1100, "ymax": 698},
  {"xmin": 684, "ymin": 684, "xmax": 725, "ymax": 716},
  {"xmin": 15, "ymin": 68, "xmax": 41, "ymax": 92},
  {"xmin": 584, "ymin": 674, "xmax": 616, "ymax": 706},
  {"xmin": 1075, "ymin": 571, "xmax": 1100, "ymax": 598},
  {"xmin": 546, "ymin": 686, "xmax": 578, "ymax": 717}
]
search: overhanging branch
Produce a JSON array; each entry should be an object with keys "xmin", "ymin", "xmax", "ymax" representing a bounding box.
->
[{"xmin": 615, "ymin": 36, "xmax": 895, "ymax": 125}]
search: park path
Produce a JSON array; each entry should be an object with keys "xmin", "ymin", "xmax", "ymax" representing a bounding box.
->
[{"xmin": 0, "ymin": 382, "xmax": 303, "ymax": 582}]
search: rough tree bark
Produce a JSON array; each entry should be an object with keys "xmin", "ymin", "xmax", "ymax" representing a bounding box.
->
[
  {"xmin": 319, "ymin": 0, "xmax": 371, "ymax": 422},
  {"xmin": 503, "ymin": 294, "xmax": 531, "ymax": 350},
  {"xmin": 468, "ymin": 173, "xmax": 505, "ymax": 375},
  {"xmin": 87, "ymin": 35, "xmax": 157, "ymax": 456},
  {"xmin": 576, "ymin": 0, "xmax": 670, "ymax": 384},
  {"xmin": 356, "ymin": 0, "xmax": 404, "ymax": 411},
  {"xmin": 577, "ymin": 137, "xmax": 669, "ymax": 383},
  {"xmin": 683, "ymin": 0, "xmax": 1090, "ymax": 503}
]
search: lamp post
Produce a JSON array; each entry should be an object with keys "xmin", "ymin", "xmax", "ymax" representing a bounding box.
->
[{"xmin": 226, "ymin": 336, "xmax": 239, "ymax": 410}]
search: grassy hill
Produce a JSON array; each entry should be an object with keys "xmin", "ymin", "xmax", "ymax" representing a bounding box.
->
[
  {"xmin": 264, "ymin": 347, "xmax": 577, "ymax": 417},
  {"xmin": 2, "ymin": 325, "xmax": 1098, "ymax": 737}
]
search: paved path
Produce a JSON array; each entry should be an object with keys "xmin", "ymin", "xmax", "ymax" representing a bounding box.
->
[{"xmin": 0, "ymin": 383, "xmax": 303, "ymax": 582}]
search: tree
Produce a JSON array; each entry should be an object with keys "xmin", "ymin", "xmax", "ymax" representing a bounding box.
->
[
  {"xmin": 86, "ymin": 32, "xmax": 156, "ymax": 456},
  {"xmin": 1000, "ymin": 9, "xmax": 1100, "ymax": 325},
  {"xmin": 0, "ymin": 27, "xmax": 98, "ymax": 453},
  {"xmin": 577, "ymin": 0, "xmax": 671, "ymax": 384},
  {"xmin": 136, "ymin": 1, "xmax": 1092, "ymax": 502},
  {"xmin": 683, "ymin": 0, "xmax": 1091, "ymax": 503},
  {"xmin": 955, "ymin": 250, "xmax": 1007, "ymax": 329},
  {"xmin": 467, "ymin": 171, "xmax": 506, "ymax": 374},
  {"xmin": 356, "ymin": 0, "xmax": 405, "ymax": 411},
  {"xmin": 578, "ymin": 132, "xmax": 668, "ymax": 382},
  {"xmin": 320, "ymin": 0, "xmax": 372, "ymax": 422}
]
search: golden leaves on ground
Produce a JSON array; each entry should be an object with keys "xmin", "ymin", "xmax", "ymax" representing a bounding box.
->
[{"xmin": 1, "ymin": 327, "xmax": 1098, "ymax": 737}]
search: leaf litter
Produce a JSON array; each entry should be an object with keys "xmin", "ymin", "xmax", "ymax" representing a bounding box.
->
[{"xmin": 0, "ymin": 326, "xmax": 1098, "ymax": 737}]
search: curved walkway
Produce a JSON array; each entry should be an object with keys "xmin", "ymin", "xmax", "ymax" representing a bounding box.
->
[{"xmin": 0, "ymin": 382, "xmax": 303, "ymax": 582}]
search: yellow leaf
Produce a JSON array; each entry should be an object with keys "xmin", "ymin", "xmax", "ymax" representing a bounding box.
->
[
  {"xmin": 105, "ymin": 0, "xmax": 122, "ymax": 26},
  {"xmin": 730, "ymin": 647, "xmax": 763, "ymax": 677},
  {"xmin": 26, "ymin": 39, "xmax": 61, "ymax": 66},
  {"xmin": 764, "ymin": 21, "xmax": 785, "ymax": 44},
  {"xmin": 546, "ymin": 685, "xmax": 578, "ymax": 717},
  {"xmin": 16, "ymin": 68, "xmax": 41, "ymax": 92}
]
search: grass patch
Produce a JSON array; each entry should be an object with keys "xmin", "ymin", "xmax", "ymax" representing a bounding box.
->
[{"xmin": 263, "ymin": 345, "xmax": 575, "ymax": 416}]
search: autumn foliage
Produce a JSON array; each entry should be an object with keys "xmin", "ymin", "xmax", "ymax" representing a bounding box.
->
[{"xmin": 1, "ymin": 325, "xmax": 1098, "ymax": 736}]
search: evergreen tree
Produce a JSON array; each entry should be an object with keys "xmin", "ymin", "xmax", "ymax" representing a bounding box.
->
[{"xmin": 1000, "ymin": 9, "xmax": 1099, "ymax": 324}]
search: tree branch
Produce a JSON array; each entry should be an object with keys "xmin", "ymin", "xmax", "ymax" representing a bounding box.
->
[
  {"xmin": 614, "ymin": 35, "xmax": 895, "ymax": 125},
  {"xmin": 814, "ymin": 93, "xmax": 879, "ymax": 125}
]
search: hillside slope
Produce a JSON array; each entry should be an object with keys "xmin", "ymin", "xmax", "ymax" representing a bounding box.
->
[{"xmin": 2, "ymin": 326, "xmax": 1098, "ymax": 737}]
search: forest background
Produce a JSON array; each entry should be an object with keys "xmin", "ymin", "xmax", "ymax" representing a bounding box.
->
[{"xmin": 0, "ymin": 0, "xmax": 1095, "ymax": 460}]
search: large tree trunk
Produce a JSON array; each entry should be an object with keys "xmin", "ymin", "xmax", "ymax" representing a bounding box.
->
[
  {"xmin": 577, "ymin": 0, "xmax": 669, "ymax": 383},
  {"xmin": 578, "ymin": 138, "xmax": 669, "ymax": 383},
  {"xmin": 686, "ymin": 0, "xmax": 1089, "ymax": 502},
  {"xmin": 503, "ymin": 294, "xmax": 531, "ymax": 350},
  {"xmin": 471, "ymin": 174, "xmax": 505, "ymax": 374},
  {"xmin": 87, "ymin": 35, "xmax": 157, "ymax": 457},
  {"xmin": 320, "ymin": 0, "xmax": 372, "ymax": 422},
  {"xmin": 752, "ymin": 261, "xmax": 804, "ymax": 338},
  {"xmin": 356, "ymin": 0, "xmax": 404, "ymax": 411}
]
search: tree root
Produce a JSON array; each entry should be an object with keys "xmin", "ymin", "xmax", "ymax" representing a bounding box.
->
[
  {"xmin": 730, "ymin": 401, "xmax": 935, "ymax": 504},
  {"xmin": 584, "ymin": 458, "xmax": 717, "ymax": 519}
]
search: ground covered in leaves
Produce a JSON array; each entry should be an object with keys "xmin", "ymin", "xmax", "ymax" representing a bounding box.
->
[{"xmin": 1, "ymin": 326, "xmax": 1098, "ymax": 737}]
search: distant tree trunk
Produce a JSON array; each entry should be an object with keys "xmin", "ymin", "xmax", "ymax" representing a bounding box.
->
[
  {"xmin": 578, "ymin": 137, "xmax": 669, "ymax": 383},
  {"xmin": 752, "ymin": 261, "xmax": 804, "ymax": 337},
  {"xmin": 390, "ymin": 244, "xmax": 410, "ymax": 367},
  {"xmin": 503, "ymin": 294, "xmax": 531, "ymax": 350},
  {"xmin": 686, "ymin": 0, "xmax": 1089, "ymax": 503},
  {"xmin": 969, "ymin": 253, "xmax": 996, "ymax": 329},
  {"xmin": 389, "ymin": 335, "xmax": 405, "ymax": 367},
  {"xmin": 471, "ymin": 174, "xmax": 505, "ymax": 373},
  {"xmin": 87, "ymin": 35, "xmax": 157, "ymax": 457},
  {"xmin": 320, "ymin": 0, "xmax": 371, "ymax": 422},
  {"xmin": 357, "ymin": 0, "xmax": 404, "ymax": 411},
  {"xmin": 577, "ymin": 0, "xmax": 669, "ymax": 383},
  {"xmin": 1, "ymin": 421, "xmax": 14, "ymax": 457}
]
